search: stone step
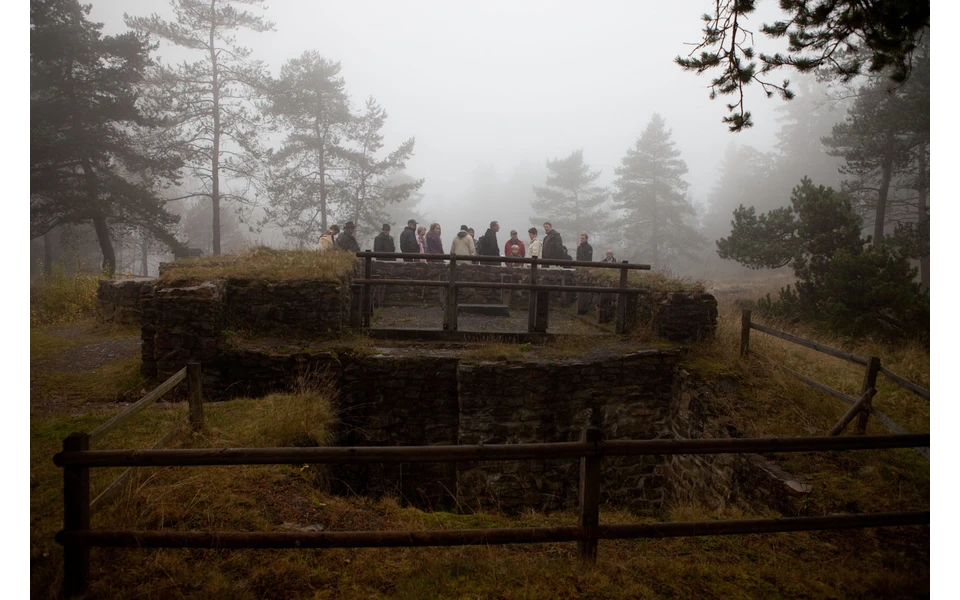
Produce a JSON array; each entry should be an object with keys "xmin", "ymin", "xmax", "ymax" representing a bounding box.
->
[{"xmin": 458, "ymin": 304, "xmax": 510, "ymax": 316}]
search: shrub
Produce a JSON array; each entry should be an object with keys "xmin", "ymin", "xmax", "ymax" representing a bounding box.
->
[{"xmin": 30, "ymin": 265, "xmax": 100, "ymax": 326}]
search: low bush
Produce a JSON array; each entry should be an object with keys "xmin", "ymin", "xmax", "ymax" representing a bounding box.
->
[{"xmin": 30, "ymin": 266, "xmax": 101, "ymax": 326}]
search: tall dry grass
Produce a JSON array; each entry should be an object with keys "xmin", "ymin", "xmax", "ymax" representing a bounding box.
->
[
  {"xmin": 30, "ymin": 266, "xmax": 101, "ymax": 326},
  {"xmin": 159, "ymin": 246, "xmax": 357, "ymax": 285}
]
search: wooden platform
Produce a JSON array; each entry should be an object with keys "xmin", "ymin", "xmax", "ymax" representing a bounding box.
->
[{"xmin": 458, "ymin": 304, "xmax": 510, "ymax": 316}]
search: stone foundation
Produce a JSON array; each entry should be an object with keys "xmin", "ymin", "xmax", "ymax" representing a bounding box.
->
[{"xmin": 663, "ymin": 370, "xmax": 811, "ymax": 515}]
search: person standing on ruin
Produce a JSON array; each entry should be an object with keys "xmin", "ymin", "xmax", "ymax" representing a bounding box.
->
[
  {"xmin": 416, "ymin": 225, "xmax": 428, "ymax": 262},
  {"xmin": 576, "ymin": 233, "xmax": 593, "ymax": 262},
  {"xmin": 504, "ymin": 229, "xmax": 526, "ymax": 258},
  {"xmin": 527, "ymin": 227, "xmax": 543, "ymax": 261},
  {"xmin": 336, "ymin": 221, "xmax": 361, "ymax": 253},
  {"xmin": 318, "ymin": 224, "xmax": 340, "ymax": 252},
  {"xmin": 450, "ymin": 225, "xmax": 477, "ymax": 257},
  {"xmin": 541, "ymin": 222, "xmax": 564, "ymax": 260},
  {"xmin": 601, "ymin": 249, "xmax": 617, "ymax": 263},
  {"xmin": 506, "ymin": 243, "xmax": 522, "ymax": 266},
  {"xmin": 479, "ymin": 221, "xmax": 501, "ymax": 264},
  {"xmin": 399, "ymin": 218, "xmax": 420, "ymax": 261},
  {"xmin": 373, "ymin": 223, "xmax": 396, "ymax": 257},
  {"xmin": 425, "ymin": 223, "xmax": 444, "ymax": 258}
]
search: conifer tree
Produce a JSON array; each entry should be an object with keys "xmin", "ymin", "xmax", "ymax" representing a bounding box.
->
[{"xmin": 530, "ymin": 150, "xmax": 609, "ymax": 244}]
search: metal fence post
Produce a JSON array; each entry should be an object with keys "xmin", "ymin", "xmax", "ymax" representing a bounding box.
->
[{"xmin": 62, "ymin": 432, "xmax": 90, "ymax": 598}]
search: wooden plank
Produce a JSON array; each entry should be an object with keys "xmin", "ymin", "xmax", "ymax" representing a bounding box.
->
[
  {"xmin": 879, "ymin": 366, "xmax": 930, "ymax": 400},
  {"xmin": 527, "ymin": 258, "xmax": 538, "ymax": 333},
  {"xmin": 89, "ymin": 417, "xmax": 189, "ymax": 515},
  {"xmin": 856, "ymin": 357, "xmax": 881, "ymax": 435},
  {"xmin": 753, "ymin": 351, "xmax": 860, "ymax": 405},
  {"xmin": 353, "ymin": 279, "xmax": 449, "ymax": 287},
  {"xmin": 740, "ymin": 310, "xmax": 751, "ymax": 357},
  {"xmin": 752, "ymin": 352, "xmax": 927, "ymax": 457},
  {"xmin": 88, "ymin": 368, "xmax": 187, "ymax": 444},
  {"xmin": 615, "ymin": 267, "xmax": 628, "ymax": 335},
  {"xmin": 54, "ymin": 433, "xmax": 930, "ymax": 468},
  {"xmin": 356, "ymin": 251, "xmax": 652, "ymax": 270},
  {"xmin": 57, "ymin": 511, "xmax": 928, "ymax": 550},
  {"xmin": 750, "ymin": 323, "xmax": 868, "ymax": 365},
  {"xmin": 62, "ymin": 433, "xmax": 90, "ymax": 598},
  {"xmin": 828, "ymin": 389, "xmax": 876, "ymax": 436},
  {"xmin": 578, "ymin": 426, "xmax": 602, "ymax": 561},
  {"xmin": 457, "ymin": 281, "xmax": 648, "ymax": 294}
]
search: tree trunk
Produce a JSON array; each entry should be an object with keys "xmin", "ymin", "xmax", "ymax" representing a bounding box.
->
[
  {"xmin": 918, "ymin": 144, "xmax": 929, "ymax": 290},
  {"xmin": 318, "ymin": 123, "xmax": 328, "ymax": 232},
  {"xmin": 43, "ymin": 230, "xmax": 54, "ymax": 276},
  {"xmin": 210, "ymin": 1, "xmax": 222, "ymax": 256},
  {"xmin": 91, "ymin": 212, "xmax": 116, "ymax": 277},
  {"xmin": 873, "ymin": 131, "xmax": 895, "ymax": 246}
]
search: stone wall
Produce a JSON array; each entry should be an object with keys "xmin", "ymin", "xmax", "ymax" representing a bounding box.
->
[
  {"xmin": 663, "ymin": 370, "xmax": 812, "ymax": 515},
  {"xmin": 333, "ymin": 354, "xmax": 461, "ymax": 507},
  {"xmin": 456, "ymin": 350, "xmax": 680, "ymax": 514},
  {"xmin": 97, "ymin": 279, "xmax": 154, "ymax": 324}
]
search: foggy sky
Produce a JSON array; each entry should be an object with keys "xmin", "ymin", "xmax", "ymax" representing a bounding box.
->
[{"xmin": 88, "ymin": 0, "xmax": 795, "ymax": 236}]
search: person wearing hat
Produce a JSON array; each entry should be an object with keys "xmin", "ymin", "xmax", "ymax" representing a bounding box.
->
[
  {"xmin": 450, "ymin": 224, "xmax": 477, "ymax": 257},
  {"xmin": 373, "ymin": 223, "xmax": 396, "ymax": 258},
  {"xmin": 336, "ymin": 221, "xmax": 361, "ymax": 253},
  {"xmin": 399, "ymin": 218, "xmax": 420, "ymax": 261}
]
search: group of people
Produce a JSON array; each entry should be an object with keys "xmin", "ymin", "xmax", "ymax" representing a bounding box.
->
[{"xmin": 319, "ymin": 218, "xmax": 619, "ymax": 264}]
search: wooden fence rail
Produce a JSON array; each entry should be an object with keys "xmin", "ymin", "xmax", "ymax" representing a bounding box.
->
[
  {"xmin": 740, "ymin": 311, "xmax": 928, "ymax": 457},
  {"xmin": 55, "ymin": 429, "xmax": 928, "ymax": 597},
  {"xmin": 352, "ymin": 251, "xmax": 650, "ymax": 335},
  {"xmin": 78, "ymin": 364, "xmax": 205, "ymax": 517}
]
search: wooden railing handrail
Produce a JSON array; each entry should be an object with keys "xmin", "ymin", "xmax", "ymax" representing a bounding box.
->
[
  {"xmin": 746, "ymin": 319, "xmax": 929, "ymax": 401},
  {"xmin": 353, "ymin": 278, "xmax": 648, "ymax": 295},
  {"xmin": 56, "ymin": 510, "xmax": 929, "ymax": 550},
  {"xmin": 355, "ymin": 251, "xmax": 652, "ymax": 270},
  {"xmin": 54, "ymin": 433, "xmax": 930, "ymax": 468},
  {"xmin": 88, "ymin": 367, "xmax": 187, "ymax": 444}
]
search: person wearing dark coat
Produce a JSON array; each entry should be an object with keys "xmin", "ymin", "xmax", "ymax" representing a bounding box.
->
[
  {"xmin": 398, "ymin": 218, "xmax": 420, "ymax": 262},
  {"xmin": 373, "ymin": 223, "xmax": 396, "ymax": 258},
  {"xmin": 336, "ymin": 222, "xmax": 361, "ymax": 253},
  {"xmin": 478, "ymin": 220, "xmax": 501, "ymax": 265},
  {"xmin": 541, "ymin": 222, "xmax": 564, "ymax": 260},
  {"xmin": 576, "ymin": 233, "xmax": 593, "ymax": 262},
  {"xmin": 425, "ymin": 223, "xmax": 444, "ymax": 259}
]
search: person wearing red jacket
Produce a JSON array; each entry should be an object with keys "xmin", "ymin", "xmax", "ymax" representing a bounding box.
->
[{"xmin": 504, "ymin": 230, "xmax": 526, "ymax": 258}]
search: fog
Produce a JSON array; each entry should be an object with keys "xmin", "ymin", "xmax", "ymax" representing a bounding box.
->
[{"xmin": 78, "ymin": 1, "xmax": 801, "ymax": 259}]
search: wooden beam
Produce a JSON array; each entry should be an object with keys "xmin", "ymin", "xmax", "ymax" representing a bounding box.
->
[
  {"xmin": 88, "ymin": 368, "xmax": 186, "ymax": 445},
  {"xmin": 750, "ymin": 322, "xmax": 868, "ymax": 365}
]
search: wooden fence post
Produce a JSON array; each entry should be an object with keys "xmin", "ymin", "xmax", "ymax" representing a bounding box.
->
[
  {"xmin": 534, "ymin": 290, "xmax": 549, "ymax": 333},
  {"xmin": 576, "ymin": 292, "xmax": 590, "ymax": 315},
  {"xmin": 527, "ymin": 257, "xmax": 538, "ymax": 333},
  {"xmin": 578, "ymin": 424, "xmax": 602, "ymax": 562},
  {"xmin": 856, "ymin": 357, "xmax": 881, "ymax": 435},
  {"xmin": 443, "ymin": 258, "xmax": 458, "ymax": 331},
  {"xmin": 740, "ymin": 310, "xmax": 752, "ymax": 357},
  {"xmin": 187, "ymin": 362, "xmax": 204, "ymax": 432},
  {"xmin": 615, "ymin": 264, "xmax": 628, "ymax": 334},
  {"xmin": 62, "ymin": 432, "xmax": 90, "ymax": 599},
  {"xmin": 362, "ymin": 253, "xmax": 373, "ymax": 328}
]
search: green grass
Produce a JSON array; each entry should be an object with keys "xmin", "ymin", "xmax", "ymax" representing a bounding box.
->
[{"xmin": 159, "ymin": 246, "xmax": 358, "ymax": 285}]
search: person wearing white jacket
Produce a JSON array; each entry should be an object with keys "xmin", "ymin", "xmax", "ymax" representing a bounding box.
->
[{"xmin": 527, "ymin": 227, "xmax": 543, "ymax": 260}]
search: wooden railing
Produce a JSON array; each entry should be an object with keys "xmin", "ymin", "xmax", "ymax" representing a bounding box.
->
[
  {"xmin": 739, "ymin": 310, "xmax": 929, "ymax": 455},
  {"xmin": 87, "ymin": 363, "xmax": 204, "ymax": 513},
  {"xmin": 53, "ymin": 427, "xmax": 929, "ymax": 597},
  {"xmin": 352, "ymin": 251, "xmax": 651, "ymax": 334}
]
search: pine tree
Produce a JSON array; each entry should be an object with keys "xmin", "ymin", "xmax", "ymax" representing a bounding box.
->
[
  {"xmin": 31, "ymin": 0, "xmax": 184, "ymax": 275},
  {"xmin": 336, "ymin": 97, "xmax": 423, "ymax": 241},
  {"xmin": 125, "ymin": 0, "xmax": 274, "ymax": 255},
  {"xmin": 612, "ymin": 114, "xmax": 706, "ymax": 269},
  {"xmin": 261, "ymin": 52, "xmax": 352, "ymax": 249},
  {"xmin": 530, "ymin": 150, "xmax": 608, "ymax": 243}
]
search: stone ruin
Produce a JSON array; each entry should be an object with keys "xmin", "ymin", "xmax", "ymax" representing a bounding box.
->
[{"xmin": 96, "ymin": 259, "xmax": 808, "ymax": 516}]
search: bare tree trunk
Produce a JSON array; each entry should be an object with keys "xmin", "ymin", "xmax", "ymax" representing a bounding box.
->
[
  {"xmin": 43, "ymin": 230, "xmax": 54, "ymax": 276},
  {"xmin": 91, "ymin": 212, "xmax": 116, "ymax": 277},
  {"xmin": 873, "ymin": 131, "xmax": 895, "ymax": 246},
  {"xmin": 210, "ymin": 0, "xmax": 222, "ymax": 255}
]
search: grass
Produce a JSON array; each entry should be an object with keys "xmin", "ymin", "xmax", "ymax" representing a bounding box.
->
[
  {"xmin": 159, "ymin": 246, "xmax": 358, "ymax": 285},
  {"xmin": 30, "ymin": 266, "xmax": 102, "ymax": 326}
]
